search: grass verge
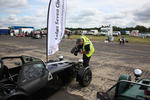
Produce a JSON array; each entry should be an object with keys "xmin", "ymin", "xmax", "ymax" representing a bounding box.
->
[{"xmin": 69, "ymin": 35, "xmax": 150, "ymax": 45}]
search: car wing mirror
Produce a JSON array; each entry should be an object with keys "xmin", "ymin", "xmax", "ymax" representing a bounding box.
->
[
  {"xmin": 14, "ymin": 62, "xmax": 21, "ymax": 66},
  {"xmin": 26, "ymin": 57, "xmax": 33, "ymax": 62}
]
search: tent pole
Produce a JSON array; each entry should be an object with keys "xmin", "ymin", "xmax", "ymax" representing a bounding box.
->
[{"xmin": 46, "ymin": 0, "xmax": 52, "ymax": 62}]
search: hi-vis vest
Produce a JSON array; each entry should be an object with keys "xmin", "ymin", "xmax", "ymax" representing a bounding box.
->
[{"xmin": 81, "ymin": 35, "xmax": 95, "ymax": 57}]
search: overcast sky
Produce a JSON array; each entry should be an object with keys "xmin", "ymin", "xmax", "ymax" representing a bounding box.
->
[{"xmin": 0, "ymin": 0, "xmax": 150, "ymax": 28}]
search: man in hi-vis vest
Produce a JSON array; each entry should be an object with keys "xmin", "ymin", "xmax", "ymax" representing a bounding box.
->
[{"xmin": 71, "ymin": 35, "xmax": 95, "ymax": 67}]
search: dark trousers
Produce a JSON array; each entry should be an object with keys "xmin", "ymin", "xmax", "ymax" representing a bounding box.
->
[{"xmin": 83, "ymin": 54, "xmax": 91, "ymax": 67}]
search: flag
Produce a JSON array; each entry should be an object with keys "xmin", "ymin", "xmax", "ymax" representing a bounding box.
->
[{"xmin": 47, "ymin": 0, "xmax": 67, "ymax": 55}]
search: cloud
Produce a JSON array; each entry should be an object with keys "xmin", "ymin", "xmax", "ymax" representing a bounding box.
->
[
  {"xmin": 4, "ymin": 9, "xmax": 21, "ymax": 14},
  {"xmin": 105, "ymin": 13, "xmax": 125, "ymax": 20},
  {"xmin": 8, "ymin": 15, "xmax": 17, "ymax": 21},
  {"xmin": 0, "ymin": 10, "xmax": 47, "ymax": 28},
  {"xmin": 66, "ymin": 8, "xmax": 104, "ymax": 28},
  {"xmin": 0, "ymin": 0, "xmax": 46, "ymax": 28},
  {"xmin": 0, "ymin": 0, "xmax": 28, "ymax": 8},
  {"xmin": 134, "ymin": 6, "xmax": 150, "ymax": 23},
  {"xmin": 66, "ymin": 0, "xmax": 150, "ymax": 28},
  {"xmin": 0, "ymin": 0, "xmax": 150, "ymax": 28},
  {"xmin": 38, "ymin": 0, "xmax": 49, "ymax": 3}
]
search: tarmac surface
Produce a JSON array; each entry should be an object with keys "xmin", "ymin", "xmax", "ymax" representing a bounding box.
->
[{"xmin": 0, "ymin": 35, "xmax": 150, "ymax": 100}]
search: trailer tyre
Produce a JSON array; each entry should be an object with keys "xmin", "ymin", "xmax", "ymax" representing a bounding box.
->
[{"xmin": 77, "ymin": 67, "xmax": 92, "ymax": 87}]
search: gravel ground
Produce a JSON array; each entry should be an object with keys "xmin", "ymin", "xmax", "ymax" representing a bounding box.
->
[{"xmin": 0, "ymin": 35, "xmax": 150, "ymax": 100}]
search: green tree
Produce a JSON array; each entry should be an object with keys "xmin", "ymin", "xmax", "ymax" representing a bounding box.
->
[{"xmin": 135, "ymin": 25, "xmax": 147, "ymax": 33}]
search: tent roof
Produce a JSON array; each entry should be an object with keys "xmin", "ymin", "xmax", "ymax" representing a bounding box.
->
[{"xmin": 10, "ymin": 26, "xmax": 34, "ymax": 29}]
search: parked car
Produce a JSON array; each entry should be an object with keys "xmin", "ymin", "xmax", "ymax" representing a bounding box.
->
[
  {"xmin": 0, "ymin": 55, "xmax": 92, "ymax": 100},
  {"xmin": 113, "ymin": 31, "xmax": 121, "ymax": 36},
  {"xmin": 97, "ymin": 69, "xmax": 150, "ymax": 100}
]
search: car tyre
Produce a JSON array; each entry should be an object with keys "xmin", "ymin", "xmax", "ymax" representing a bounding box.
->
[{"xmin": 77, "ymin": 67, "xmax": 92, "ymax": 87}]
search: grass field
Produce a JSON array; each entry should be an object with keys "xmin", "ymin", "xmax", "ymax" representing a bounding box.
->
[{"xmin": 69, "ymin": 35, "xmax": 150, "ymax": 45}]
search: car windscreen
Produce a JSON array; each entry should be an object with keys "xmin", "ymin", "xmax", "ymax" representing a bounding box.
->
[
  {"xmin": 22, "ymin": 56, "xmax": 42, "ymax": 64},
  {"xmin": 18, "ymin": 61, "xmax": 45, "ymax": 85}
]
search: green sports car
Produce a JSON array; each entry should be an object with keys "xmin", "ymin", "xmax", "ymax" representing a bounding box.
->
[{"xmin": 97, "ymin": 69, "xmax": 150, "ymax": 100}]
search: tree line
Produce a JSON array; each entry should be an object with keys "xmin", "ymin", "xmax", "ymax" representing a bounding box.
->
[{"xmin": 66, "ymin": 25, "xmax": 150, "ymax": 34}]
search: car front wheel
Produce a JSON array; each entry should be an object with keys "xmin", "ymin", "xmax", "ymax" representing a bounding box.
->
[{"xmin": 77, "ymin": 67, "xmax": 92, "ymax": 87}]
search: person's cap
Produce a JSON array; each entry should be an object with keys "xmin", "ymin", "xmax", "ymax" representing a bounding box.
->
[{"xmin": 76, "ymin": 38, "xmax": 82, "ymax": 44}]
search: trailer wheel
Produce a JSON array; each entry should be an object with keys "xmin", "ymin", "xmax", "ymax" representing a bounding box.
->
[{"xmin": 77, "ymin": 67, "xmax": 92, "ymax": 87}]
